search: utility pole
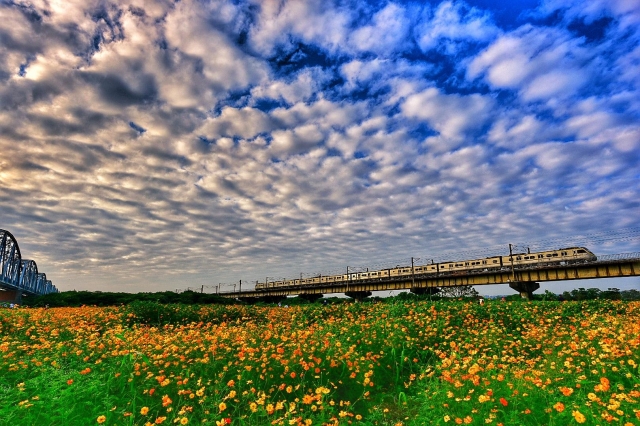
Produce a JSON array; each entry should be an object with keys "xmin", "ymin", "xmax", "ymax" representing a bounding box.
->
[
  {"xmin": 201, "ymin": 285, "xmax": 204, "ymax": 293},
  {"xmin": 411, "ymin": 257, "xmax": 415, "ymax": 288},
  {"xmin": 346, "ymin": 266, "xmax": 349, "ymax": 294},
  {"xmin": 509, "ymin": 244, "xmax": 516, "ymax": 282},
  {"xmin": 239, "ymin": 279, "xmax": 242, "ymax": 294}
]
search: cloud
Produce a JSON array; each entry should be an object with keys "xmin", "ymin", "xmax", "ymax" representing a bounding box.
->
[
  {"xmin": 467, "ymin": 25, "xmax": 593, "ymax": 100},
  {"xmin": 415, "ymin": 1, "xmax": 500, "ymax": 54},
  {"xmin": 0, "ymin": 0, "xmax": 638, "ymax": 295},
  {"xmin": 401, "ymin": 87, "xmax": 494, "ymax": 142},
  {"xmin": 251, "ymin": 67, "xmax": 333, "ymax": 105},
  {"xmin": 348, "ymin": 3, "xmax": 411, "ymax": 55},
  {"xmin": 538, "ymin": 0, "xmax": 640, "ymax": 30},
  {"xmin": 247, "ymin": 0, "xmax": 353, "ymax": 56}
]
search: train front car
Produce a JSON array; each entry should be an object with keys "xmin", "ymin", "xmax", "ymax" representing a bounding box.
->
[{"xmin": 566, "ymin": 247, "xmax": 597, "ymax": 262}]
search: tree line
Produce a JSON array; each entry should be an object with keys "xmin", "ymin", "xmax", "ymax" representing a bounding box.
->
[{"xmin": 15, "ymin": 286, "xmax": 640, "ymax": 308}]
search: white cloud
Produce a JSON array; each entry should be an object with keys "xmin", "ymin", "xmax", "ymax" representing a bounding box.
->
[
  {"xmin": 415, "ymin": 1, "xmax": 500, "ymax": 53},
  {"xmin": 539, "ymin": 0, "xmax": 640, "ymax": 30},
  {"xmin": 251, "ymin": 67, "xmax": 332, "ymax": 104},
  {"xmin": 468, "ymin": 25, "xmax": 592, "ymax": 100},
  {"xmin": 349, "ymin": 3, "xmax": 410, "ymax": 55},
  {"xmin": 163, "ymin": 0, "xmax": 268, "ymax": 104},
  {"xmin": 401, "ymin": 87, "xmax": 493, "ymax": 141},
  {"xmin": 247, "ymin": 0, "xmax": 352, "ymax": 56},
  {"xmin": 198, "ymin": 107, "xmax": 276, "ymax": 140}
]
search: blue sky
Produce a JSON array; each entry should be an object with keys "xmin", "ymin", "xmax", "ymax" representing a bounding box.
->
[{"xmin": 1, "ymin": 0, "xmax": 639, "ymax": 295}]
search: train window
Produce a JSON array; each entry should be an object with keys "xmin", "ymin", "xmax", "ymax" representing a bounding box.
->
[
  {"xmin": 562, "ymin": 252, "xmax": 567, "ymax": 256},
  {"xmin": 546, "ymin": 254, "xmax": 552, "ymax": 257},
  {"xmin": 577, "ymin": 249, "xmax": 586, "ymax": 253},
  {"xmin": 516, "ymin": 256, "xmax": 522, "ymax": 260},
  {"xmin": 538, "ymin": 255, "xmax": 544, "ymax": 258},
  {"xmin": 493, "ymin": 260, "xmax": 498, "ymax": 263}
]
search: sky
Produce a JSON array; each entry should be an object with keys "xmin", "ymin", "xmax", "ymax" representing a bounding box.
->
[{"xmin": 1, "ymin": 0, "xmax": 639, "ymax": 296}]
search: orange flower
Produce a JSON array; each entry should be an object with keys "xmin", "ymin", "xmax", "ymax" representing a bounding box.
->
[
  {"xmin": 499, "ymin": 398, "xmax": 508, "ymax": 407},
  {"xmin": 227, "ymin": 380, "xmax": 235, "ymax": 387},
  {"xmin": 553, "ymin": 402, "xmax": 565, "ymax": 413},
  {"xmin": 559, "ymin": 387, "xmax": 574, "ymax": 397},
  {"xmin": 155, "ymin": 416, "xmax": 167, "ymax": 424},
  {"xmin": 162, "ymin": 395, "xmax": 172, "ymax": 407},
  {"xmin": 97, "ymin": 415, "xmax": 106, "ymax": 424},
  {"xmin": 67, "ymin": 379, "xmax": 73, "ymax": 385}
]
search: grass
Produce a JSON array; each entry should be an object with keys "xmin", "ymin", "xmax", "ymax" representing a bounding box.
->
[{"xmin": 0, "ymin": 300, "xmax": 638, "ymax": 425}]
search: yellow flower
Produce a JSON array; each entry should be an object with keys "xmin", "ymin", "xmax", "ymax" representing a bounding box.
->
[
  {"xmin": 444, "ymin": 415, "xmax": 451, "ymax": 422},
  {"xmin": 140, "ymin": 407, "xmax": 149, "ymax": 415},
  {"xmin": 180, "ymin": 417, "xmax": 188, "ymax": 425},
  {"xmin": 218, "ymin": 402, "xmax": 227, "ymax": 412},
  {"xmin": 97, "ymin": 415, "xmax": 107, "ymax": 424},
  {"xmin": 572, "ymin": 410, "xmax": 586, "ymax": 424}
]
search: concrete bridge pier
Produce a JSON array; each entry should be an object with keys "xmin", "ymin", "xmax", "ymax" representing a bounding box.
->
[
  {"xmin": 345, "ymin": 291, "xmax": 372, "ymax": 301},
  {"xmin": 0, "ymin": 290, "xmax": 23, "ymax": 304},
  {"xmin": 509, "ymin": 281, "xmax": 540, "ymax": 300}
]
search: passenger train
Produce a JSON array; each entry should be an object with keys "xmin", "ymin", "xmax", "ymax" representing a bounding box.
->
[{"xmin": 255, "ymin": 247, "xmax": 596, "ymax": 290}]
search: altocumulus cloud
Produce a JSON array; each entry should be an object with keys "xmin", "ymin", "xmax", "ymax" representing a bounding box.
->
[{"xmin": 0, "ymin": 0, "xmax": 638, "ymax": 292}]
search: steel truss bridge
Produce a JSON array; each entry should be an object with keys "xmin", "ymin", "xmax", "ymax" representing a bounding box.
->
[
  {"xmin": 0, "ymin": 229, "xmax": 58, "ymax": 301},
  {"xmin": 219, "ymin": 253, "xmax": 640, "ymax": 300}
]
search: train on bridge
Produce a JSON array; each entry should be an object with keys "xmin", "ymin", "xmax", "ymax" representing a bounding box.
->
[{"xmin": 255, "ymin": 247, "xmax": 597, "ymax": 290}]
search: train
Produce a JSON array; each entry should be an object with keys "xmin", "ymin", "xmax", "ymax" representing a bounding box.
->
[{"xmin": 255, "ymin": 247, "xmax": 596, "ymax": 290}]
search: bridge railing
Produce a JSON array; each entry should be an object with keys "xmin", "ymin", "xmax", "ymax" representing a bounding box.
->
[{"xmin": 596, "ymin": 252, "xmax": 640, "ymax": 262}]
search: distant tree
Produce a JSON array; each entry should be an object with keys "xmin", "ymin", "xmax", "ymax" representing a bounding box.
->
[
  {"xmin": 621, "ymin": 289, "xmax": 640, "ymax": 301},
  {"xmin": 601, "ymin": 288, "xmax": 622, "ymax": 300},
  {"xmin": 541, "ymin": 290, "xmax": 558, "ymax": 301},
  {"xmin": 438, "ymin": 285, "xmax": 479, "ymax": 299}
]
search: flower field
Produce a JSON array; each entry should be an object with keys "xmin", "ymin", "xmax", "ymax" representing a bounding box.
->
[{"xmin": 1, "ymin": 300, "xmax": 639, "ymax": 425}]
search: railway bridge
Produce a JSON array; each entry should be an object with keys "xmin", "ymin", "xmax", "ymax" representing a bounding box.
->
[
  {"xmin": 0, "ymin": 229, "xmax": 58, "ymax": 304},
  {"xmin": 219, "ymin": 253, "xmax": 640, "ymax": 301}
]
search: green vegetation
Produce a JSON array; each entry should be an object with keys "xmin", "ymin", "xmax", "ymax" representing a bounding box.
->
[{"xmin": 1, "ymin": 300, "xmax": 638, "ymax": 425}]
